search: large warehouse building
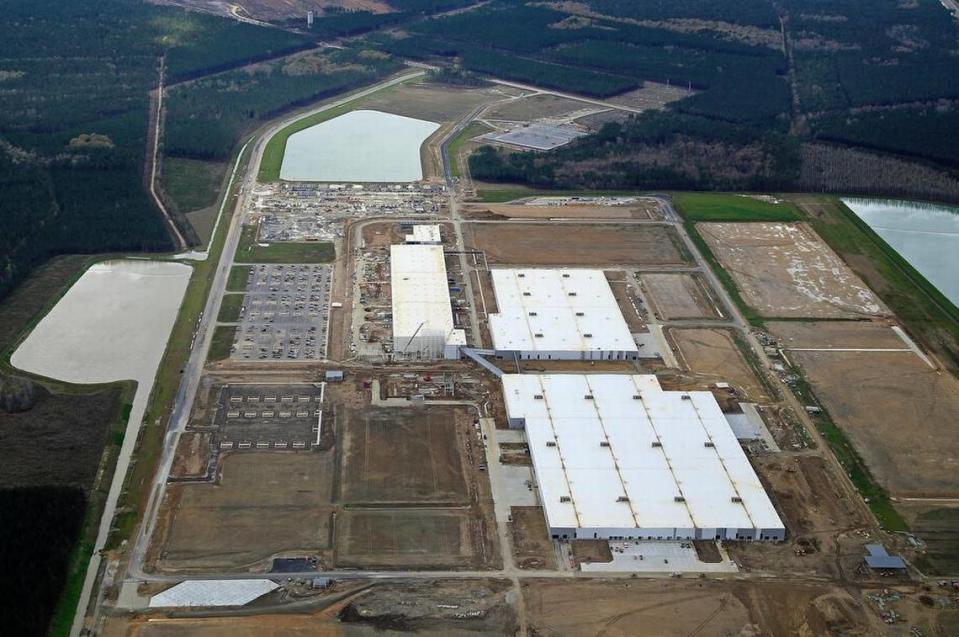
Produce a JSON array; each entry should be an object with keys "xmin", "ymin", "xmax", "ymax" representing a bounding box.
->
[
  {"xmin": 390, "ymin": 244, "xmax": 465, "ymax": 359},
  {"xmin": 488, "ymin": 268, "xmax": 639, "ymax": 360},
  {"xmin": 502, "ymin": 373, "xmax": 785, "ymax": 541}
]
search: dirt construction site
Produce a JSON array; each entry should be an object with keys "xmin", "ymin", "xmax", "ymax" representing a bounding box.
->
[{"xmin": 698, "ymin": 222, "xmax": 888, "ymax": 318}]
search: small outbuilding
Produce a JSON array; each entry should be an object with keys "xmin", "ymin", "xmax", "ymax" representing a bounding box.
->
[
  {"xmin": 325, "ymin": 370, "xmax": 344, "ymax": 382},
  {"xmin": 864, "ymin": 544, "xmax": 907, "ymax": 570}
]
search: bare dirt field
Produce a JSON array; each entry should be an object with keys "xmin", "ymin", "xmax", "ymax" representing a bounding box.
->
[
  {"xmin": 361, "ymin": 81, "xmax": 504, "ymax": 124},
  {"xmin": 641, "ymin": 272, "xmax": 720, "ymax": 320},
  {"xmin": 699, "ymin": 222, "xmax": 887, "ymax": 318},
  {"xmin": 104, "ymin": 579, "xmax": 516, "ymax": 636},
  {"xmin": 483, "ymin": 93, "xmax": 595, "ymax": 121},
  {"xmin": 730, "ymin": 453, "xmax": 869, "ymax": 578},
  {"xmin": 669, "ymin": 328, "xmax": 773, "ymax": 402},
  {"xmin": 605, "ymin": 81, "xmax": 692, "ymax": 110},
  {"xmin": 771, "ymin": 319, "xmax": 906, "ymax": 350},
  {"xmin": 464, "ymin": 223, "xmax": 690, "ymax": 266},
  {"xmin": 607, "ymin": 276, "xmax": 647, "ymax": 332},
  {"xmin": 779, "ymin": 352, "xmax": 959, "ymax": 497},
  {"xmin": 510, "ymin": 506, "xmax": 556, "ymax": 570},
  {"xmin": 338, "ymin": 406, "xmax": 468, "ymax": 504},
  {"xmin": 897, "ymin": 502, "xmax": 959, "ymax": 575},
  {"xmin": 522, "ymin": 579, "xmax": 883, "ymax": 636},
  {"xmin": 335, "ymin": 510, "xmax": 475, "ymax": 568},
  {"xmin": 168, "ymin": 432, "xmax": 211, "ymax": 479},
  {"xmin": 461, "ymin": 201, "xmax": 655, "ymax": 220},
  {"xmin": 152, "ymin": 452, "xmax": 334, "ymax": 571}
]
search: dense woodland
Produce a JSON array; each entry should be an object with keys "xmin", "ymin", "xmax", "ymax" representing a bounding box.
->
[{"xmin": 374, "ymin": 0, "xmax": 959, "ymax": 196}]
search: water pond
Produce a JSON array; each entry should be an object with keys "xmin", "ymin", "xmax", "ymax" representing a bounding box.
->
[
  {"xmin": 279, "ymin": 109, "xmax": 439, "ymax": 182},
  {"xmin": 843, "ymin": 198, "xmax": 959, "ymax": 307}
]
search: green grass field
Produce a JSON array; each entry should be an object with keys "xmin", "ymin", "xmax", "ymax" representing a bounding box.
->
[
  {"xmin": 234, "ymin": 225, "xmax": 334, "ymax": 263},
  {"xmin": 473, "ymin": 185, "xmax": 647, "ymax": 203},
  {"xmin": 226, "ymin": 265, "xmax": 252, "ymax": 292},
  {"xmin": 209, "ymin": 325, "xmax": 236, "ymax": 361},
  {"xmin": 448, "ymin": 121, "xmax": 490, "ymax": 177},
  {"xmin": 673, "ymin": 192, "xmax": 802, "ymax": 222},
  {"xmin": 217, "ymin": 293, "xmax": 244, "ymax": 323},
  {"xmin": 161, "ymin": 157, "xmax": 226, "ymax": 213}
]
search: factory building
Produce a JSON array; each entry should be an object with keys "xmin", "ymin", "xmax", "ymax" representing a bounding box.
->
[
  {"xmin": 404, "ymin": 224, "xmax": 442, "ymax": 245},
  {"xmin": 502, "ymin": 373, "xmax": 785, "ymax": 542},
  {"xmin": 390, "ymin": 244, "xmax": 465, "ymax": 360},
  {"xmin": 489, "ymin": 268, "xmax": 639, "ymax": 360}
]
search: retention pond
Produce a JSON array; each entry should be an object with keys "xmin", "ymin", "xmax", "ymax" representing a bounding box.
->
[
  {"xmin": 843, "ymin": 198, "xmax": 959, "ymax": 307},
  {"xmin": 279, "ymin": 109, "xmax": 439, "ymax": 182}
]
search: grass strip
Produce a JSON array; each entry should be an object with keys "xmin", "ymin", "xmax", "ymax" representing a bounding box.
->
[
  {"xmin": 672, "ymin": 192, "xmax": 802, "ymax": 222},
  {"xmin": 217, "ymin": 293, "xmax": 244, "ymax": 323},
  {"xmin": 234, "ymin": 225, "xmax": 335, "ymax": 263}
]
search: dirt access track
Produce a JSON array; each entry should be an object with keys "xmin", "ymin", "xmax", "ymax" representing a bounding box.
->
[
  {"xmin": 699, "ymin": 222, "xmax": 887, "ymax": 318},
  {"xmin": 771, "ymin": 321, "xmax": 959, "ymax": 497},
  {"xmin": 522, "ymin": 579, "xmax": 886, "ymax": 636},
  {"xmin": 464, "ymin": 222, "xmax": 691, "ymax": 266}
]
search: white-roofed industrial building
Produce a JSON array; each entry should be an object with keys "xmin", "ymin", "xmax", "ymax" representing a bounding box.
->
[
  {"xmin": 489, "ymin": 268, "xmax": 639, "ymax": 361},
  {"xmin": 390, "ymin": 244, "xmax": 465, "ymax": 360},
  {"xmin": 404, "ymin": 224, "xmax": 442, "ymax": 244},
  {"xmin": 502, "ymin": 373, "xmax": 785, "ymax": 542}
]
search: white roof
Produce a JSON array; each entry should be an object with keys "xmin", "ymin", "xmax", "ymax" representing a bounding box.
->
[
  {"xmin": 489, "ymin": 269, "xmax": 637, "ymax": 353},
  {"xmin": 391, "ymin": 244, "xmax": 455, "ymax": 340},
  {"xmin": 149, "ymin": 580, "xmax": 278, "ymax": 607},
  {"xmin": 406, "ymin": 224, "xmax": 441, "ymax": 243},
  {"xmin": 502, "ymin": 374, "xmax": 783, "ymax": 533}
]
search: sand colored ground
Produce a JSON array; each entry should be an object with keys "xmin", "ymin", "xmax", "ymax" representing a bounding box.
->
[
  {"xmin": 641, "ymin": 272, "xmax": 719, "ymax": 320},
  {"xmin": 772, "ymin": 320, "xmax": 907, "ymax": 350},
  {"xmin": 784, "ymin": 348, "xmax": 959, "ymax": 497},
  {"xmin": 522, "ymin": 579, "xmax": 882, "ymax": 637},
  {"xmin": 154, "ymin": 452, "xmax": 334, "ymax": 571},
  {"xmin": 335, "ymin": 510, "xmax": 474, "ymax": 569},
  {"xmin": 465, "ymin": 223, "xmax": 690, "ymax": 266},
  {"xmin": 670, "ymin": 328, "xmax": 772, "ymax": 402},
  {"xmin": 699, "ymin": 222, "xmax": 887, "ymax": 318}
]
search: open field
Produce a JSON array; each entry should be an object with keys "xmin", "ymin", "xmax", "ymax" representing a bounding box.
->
[
  {"xmin": 339, "ymin": 406, "xmax": 468, "ymax": 504},
  {"xmin": 226, "ymin": 266, "xmax": 251, "ymax": 292},
  {"xmin": 670, "ymin": 328, "xmax": 772, "ymax": 402},
  {"xmin": 772, "ymin": 320, "xmax": 908, "ymax": 350},
  {"xmin": 899, "ymin": 503, "xmax": 959, "ymax": 575},
  {"xmin": 510, "ymin": 506, "xmax": 556, "ymax": 570},
  {"xmin": 357, "ymin": 81, "xmax": 500, "ymax": 124},
  {"xmin": 771, "ymin": 322, "xmax": 959, "ymax": 498},
  {"xmin": 464, "ymin": 223, "xmax": 690, "ymax": 266},
  {"xmin": 674, "ymin": 193, "xmax": 802, "ymax": 223},
  {"xmin": 207, "ymin": 326, "xmax": 235, "ymax": 361},
  {"xmin": 153, "ymin": 452, "xmax": 333, "ymax": 571},
  {"xmin": 161, "ymin": 157, "xmax": 225, "ymax": 215},
  {"xmin": 462, "ymin": 201, "xmax": 656, "ymax": 220},
  {"xmin": 483, "ymin": 93, "xmax": 594, "ymax": 121},
  {"xmin": 216, "ymin": 294, "xmax": 243, "ymax": 323},
  {"xmin": 641, "ymin": 273, "xmax": 720, "ymax": 320},
  {"xmin": 234, "ymin": 225, "xmax": 335, "ymax": 264},
  {"xmin": 699, "ymin": 222, "xmax": 887, "ymax": 319},
  {"xmin": 522, "ymin": 579, "xmax": 884, "ymax": 637},
  {"xmin": 335, "ymin": 510, "xmax": 473, "ymax": 569}
]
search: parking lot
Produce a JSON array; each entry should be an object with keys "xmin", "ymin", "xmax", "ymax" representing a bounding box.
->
[
  {"xmin": 215, "ymin": 383, "xmax": 324, "ymax": 450},
  {"xmin": 232, "ymin": 264, "xmax": 332, "ymax": 361}
]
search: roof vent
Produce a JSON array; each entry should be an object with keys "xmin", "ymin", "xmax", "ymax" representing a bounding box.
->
[
  {"xmin": 568, "ymin": 291, "xmax": 577, "ymax": 296},
  {"xmin": 681, "ymin": 394, "xmax": 692, "ymax": 400},
  {"xmin": 517, "ymin": 273, "xmax": 525, "ymax": 278},
  {"xmin": 562, "ymin": 273, "xmax": 570, "ymax": 278},
  {"xmin": 651, "ymin": 440, "xmax": 662, "ymax": 448},
  {"xmin": 617, "ymin": 496, "xmax": 630, "ymax": 502},
  {"xmin": 704, "ymin": 441, "xmax": 715, "ymax": 448},
  {"xmin": 534, "ymin": 333, "xmax": 544, "ymax": 338},
  {"xmin": 529, "ymin": 311, "xmax": 537, "ymax": 316},
  {"xmin": 600, "ymin": 441, "xmax": 610, "ymax": 447},
  {"xmin": 559, "ymin": 496, "xmax": 571, "ymax": 503},
  {"xmin": 674, "ymin": 496, "xmax": 686, "ymax": 503},
  {"xmin": 584, "ymin": 394, "xmax": 594, "ymax": 400},
  {"xmin": 546, "ymin": 441, "xmax": 557, "ymax": 447},
  {"xmin": 633, "ymin": 395, "xmax": 642, "ymax": 400},
  {"xmin": 731, "ymin": 496, "xmax": 743, "ymax": 503},
  {"xmin": 583, "ymin": 333, "xmax": 593, "ymax": 338},
  {"xmin": 575, "ymin": 311, "xmax": 585, "ymax": 316},
  {"xmin": 533, "ymin": 394, "xmax": 544, "ymax": 400},
  {"xmin": 523, "ymin": 292, "xmax": 532, "ymax": 296}
]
